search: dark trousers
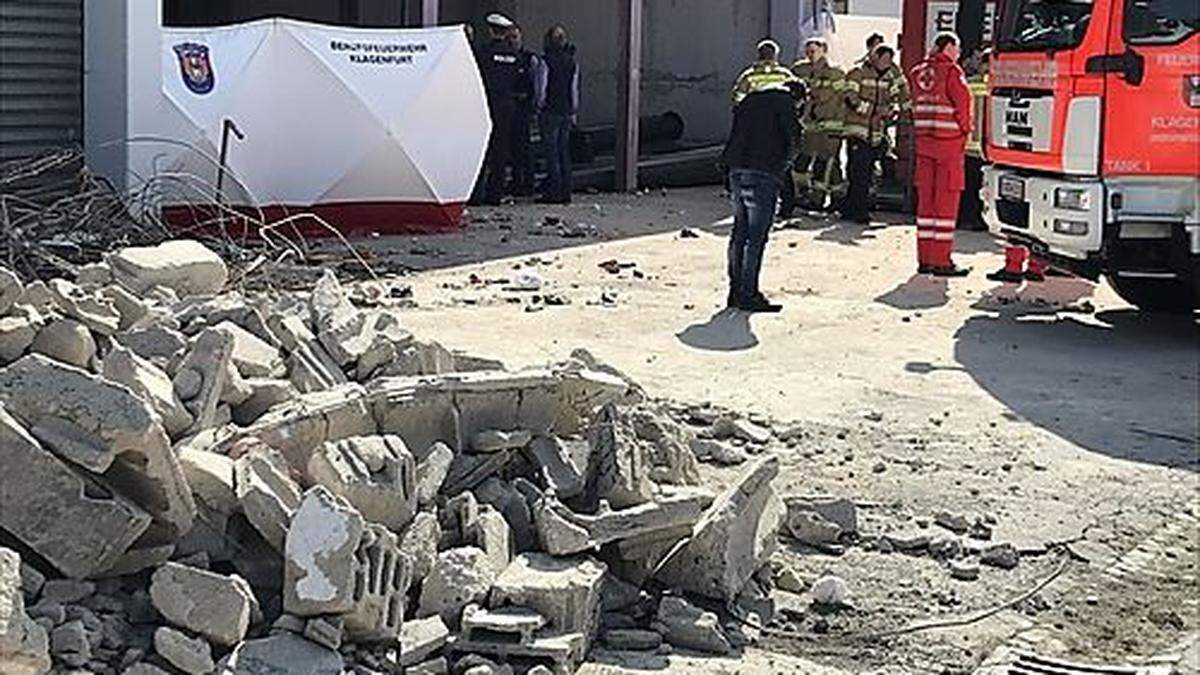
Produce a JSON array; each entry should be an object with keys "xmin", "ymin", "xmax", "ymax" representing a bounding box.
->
[
  {"xmin": 540, "ymin": 113, "xmax": 573, "ymax": 202},
  {"xmin": 843, "ymin": 137, "xmax": 884, "ymax": 221},
  {"xmin": 509, "ymin": 105, "xmax": 535, "ymax": 196},
  {"xmin": 483, "ymin": 104, "xmax": 515, "ymax": 203},
  {"xmin": 728, "ymin": 169, "xmax": 780, "ymax": 302}
]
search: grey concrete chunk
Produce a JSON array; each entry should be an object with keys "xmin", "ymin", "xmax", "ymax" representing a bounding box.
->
[
  {"xmin": 232, "ymin": 378, "xmax": 297, "ymax": 426},
  {"xmin": 654, "ymin": 595, "xmax": 731, "ymax": 655},
  {"xmin": 475, "ymin": 478, "xmax": 536, "ymax": 553},
  {"xmin": 45, "ymin": 278, "xmax": 121, "ymax": 336},
  {"xmin": 306, "ymin": 434, "xmax": 416, "ymax": 531},
  {"xmin": 461, "ymin": 604, "xmax": 545, "ymax": 644},
  {"xmin": 525, "ymin": 435, "xmax": 584, "ymax": 498},
  {"xmin": 656, "ymin": 456, "xmax": 783, "ymax": 602},
  {"xmin": 582, "ymin": 403, "xmax": 654, "ymax": 511},
  {"xmin": 470, "ymin": 429, "xmax": 532, "ymax": 454},
  {"xmin": 1, "ymin": 547, "xmax": 52, "ymax": 675},
  {"xmin": 108, "ymin": 240, "xmax": 228, "ymax": 297},
  {"xmin": 211, "ymin": 320, "xmax": 284, "ymax": 378},
  {"xmin": 154, "ymin": 626, "xmax": 214, "ymax": 675},
  {"xmin": 399, "ymin": 615, "xmax": 449, "ymax": 667},
  {"xmin": 30, "ymin": 318, "xmax": 96, "ymax": 369},
  {"xmin": 234, "ymin": 442, "xmax": 302, "ymax": 552},
  {"xmin": 783, "ymin": 496, "xmax": 858, "ymax": 535},
  {"xmin": 0, "ymin": 406, "xmax": 152, "ymax": 579},
  {"xmin": 416, "ymin": 442, "xmax": 453, "ymax": 507},
  {"xmin": 534, "ymin": 488, "xmax": 714, "ymax": 556},
  {"xmin": 217, "ymin": 631, "xmax": 343, "ymax": 675},
  {"xmin": 103, "ymin": 344, "xmax": 193, "ymax": 438},
  {"xmin": 342, "ymin": 523, "xmax": 408, "ymax": 642},
  {"xmin": 150, "ymin": 563, "xmax": 257, "ymax": 646},
  {"xmin": 0, "ymin": 266, "xmax": 22, "ymax": 315},
  {"xmin": 489, "ymin": 553, "xmax": 606, "ymax": 644},
  {"xmin": 179, "ymin": 448, "xmax": 238, "ymax": 515},
  {"xmin": 176, "ymin": 329, "xmax": 234, "ymax": 434},
  {"xmin": 0, "ymin": 315, "xmax": 38, "ymax": 365},
  {"xmin": 283, "ymin": 486, "xmax": 365, "ymax": 617},
  {"xmin": 400, "ymin": 512, "xmax": 441, "ymax": 581},
  {"xmin": 417, "ymin": 547, "xmax": 496, "ymax": 628},
  {"xmin": 603, "ymin": 628, "xmax": 662, "ymax": 652},
  {"xmin": 114, "ymin": 325, "xmax": 188, "ymax": 364},
  {"xmin": 302, "ymin": 615, "xmax": 343, "ymax": 651}
]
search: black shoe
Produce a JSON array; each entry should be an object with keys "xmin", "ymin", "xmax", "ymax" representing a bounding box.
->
[
  {"xmin": 930, "ymin": 265, "xmax": 971, "ymax": 278},
  {"xmin": 727, "ymin": 290, "xmax": 740, "ymax": 309},
  {"xmin": 1024, "ymin": 270, "xmax": 1046, "ymax": 282},
  {"xmin": 741, "ymin": 294, "xmax": 783, "ymax": 313},
  {"xmin": 986, "ymin": 269, "xmax": 1025, "ymax": 283},
  {"xmin": 918, "ymin": 265, "xmax": 935, "ymax": 275}
]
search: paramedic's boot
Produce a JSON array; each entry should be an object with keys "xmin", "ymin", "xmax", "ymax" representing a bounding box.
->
[{"xmin": 987, "ymin": 246, "xmax": 1028, "ymax": 283}]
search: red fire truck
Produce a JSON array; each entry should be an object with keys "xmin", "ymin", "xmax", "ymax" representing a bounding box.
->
[{"xmin": 902, "ymin": 0, "xmax": 1199, "ymax": 311}]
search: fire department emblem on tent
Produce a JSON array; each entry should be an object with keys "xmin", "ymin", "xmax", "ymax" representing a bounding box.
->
[{"xmin": 173, "ymin": 42, "xmax": 215, "ymax": 95}]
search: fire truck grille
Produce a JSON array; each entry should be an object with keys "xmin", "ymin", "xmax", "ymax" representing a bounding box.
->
[{"xmin": 996, "ymin": 199, "xmax": 1030, "ymax": 229}]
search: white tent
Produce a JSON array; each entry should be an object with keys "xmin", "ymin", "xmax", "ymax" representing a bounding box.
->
[{"xmin": 150, "ymin": 19, "xmax": 490, "ymax": 235}]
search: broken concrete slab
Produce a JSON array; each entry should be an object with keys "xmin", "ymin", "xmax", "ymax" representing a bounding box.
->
[
  {"xmin": 270, "ymin": 314, "xmax": 348, "ymax": 393},
  {"xmin": 689, "ymin": 438, "xmax": 747, "ymax": 466},
  {"xmin": 0, "ymin": 404, "xmax": 153, "ymax": 579},
  {"xmin": 399, "ymin": 615, "xmax": 449, "ymax": 667},
  {"xmin": 471, "ymin": 429, "xmax": 533, "ymax": 454},
  {"xmin": 1, "ymin": 547, "xmax": 53, "ymax": 675},
  {"xmin": 416, "ymin": 442, "xmax": 453, "ymax": 508},
  {"xmin": 476, "ymin": 478, "xmax": 536, "ymax": 553},
  {"xmin": 442, "ymin": 450, "xmax": 512, "ymax": 498},
  {"xmin": 582, "ymin": 403, "xmax": 654, "ymax": 511},
  {"xmin": 99, "ymin": 283, "xmax": 149, "ymax": 331},
  {"xmin": 787, "ymin": 510, "xmax": 842, "ymax": 547},
  {"xmin": 653, "ymin": 595, "xmax": 731, "ymax": 655},
  {"xmin": 451, "ymin": 631, "xmax": 585, "ymax": 675},
  {"xmin": 603, "ymin": 628, "xmax": 662, "ymax": 652},
  {"xmin": 30, "ymin": 318, "xmax": 96, "ymax": 369},
  {"xmin": 783, "ymin": 496, "xmax": 858, "ymax": 536},
  {"xmin": 234, "ymin": 442, "xmax": 303, "ymax": 552},
  {"xmin": 461, "ymin": 604, "xmax": 546, "ymax": 644},
  {"xmin": 49, "ymin": 618, "xmax": 89, "ymax": 667},
  {"xmin": 103, "ymin": 345, "xmax": 193, "ymax": 438},
  {"xmin": 489, "ymin": 553, "xmax": 606, "ymax": 644},
  {"xmin": 0, "ymin": 315, "xmax": 38, "ymax": 365},
  {"xmin": 343, "ymin": 523, "xmax": 408, "ymax": 642},
  {"xmin": 470, "ymin": 506, "xmax": 513, "ymax": 577},
  {"xmin": 150, "ymin": 563, "xmax": 257, "ymax": 646},
  {"xmin": 108, "ymin": 240, "xmax": 228, "ymax": 297},
  {"xmin": 307, "ymin": 434, "xmax": 417, "ymax": 531},
  {"xmin": 113, "ymin": 325, "xmax": 188, "ymax": 365},
  {"xmin": 284, "ymin": 486, "xmax": 365, "ymax": 617},
  {"xmin": 0, "ymin": 266, "xmax": 21, "ymax": 315},
  {"xmin": 303, "ymin": 615, "xmax": 343, "ymax": 651},
  {"xmin": 175, "ymin": 329, "xmax": 233, "ymax": 434},
  {"xmin": 525, "ymin": 435, "xmax": 584, "ymax": 499},
  {"xmin": 981, "ymin": 543, "xmax": 1019, "ymax": 569},
  {"xmin": 656, "ymin": 456, "xmax": 783, "ymax": 602},
  {"xmin": 211, "ymin": 321, "xmax": 285, "ymax": 379},
  {"xmin": 533, "ymin": 488, "xmax": 714, "ymax": 556},
  {"xmin": 232, "ymin": 378, "xmax": 297, "ymax": 426},
  {"xmin": 417, "ymin": 547, "xmax": 497, "ymax": 628},
  {"xmin": 218, "ymin": 631, "xmax": 343, "ymax": 675},
  {"xmin": 44, "ymin": 278, "xmax": 121, "ymax": 335},
  {"xmin": 178, "ymin": 448, "xmax": 238, "ymax": 515},
  {"xmin": 154, "ymin": 626, "xmax": 214, "ymax": 675},
  {"xmin": 400, "ymin": 512, "xmax": 441, "ymax": 581}
]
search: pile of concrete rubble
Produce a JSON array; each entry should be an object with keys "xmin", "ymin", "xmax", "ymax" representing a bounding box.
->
[{"xmin": 0, "ymin": 240, "xmax": 786, "ymax": 675}]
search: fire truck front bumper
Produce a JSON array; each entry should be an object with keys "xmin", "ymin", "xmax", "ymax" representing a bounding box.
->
[{"xmin": 980, "ymin": 166, "xmax": 1106, "ymax": 271}]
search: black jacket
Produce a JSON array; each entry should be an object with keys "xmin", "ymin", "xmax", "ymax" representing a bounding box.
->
[
  {"xmin": 477, "ymin": 38, "xmax": 519, "ymax": 111},
  {"xmin": 719, "ymin": 89, "xmax": 799, "ymax": 178}
]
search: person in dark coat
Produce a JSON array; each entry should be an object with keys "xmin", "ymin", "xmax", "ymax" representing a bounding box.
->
[
  {"xmin": 507, "ymin": 24, "xmax": 539, "ymax": 197},
  {"xmin": 534, "ymin": 25, "xmax": 579, "ymax": 205},
  {"xmin": 474, "ymin": 13, "xmax": 521, "ymax": 205},
  {"xmin": 720, "ymin": 81, "xmax": 802, "ymax": 312}
]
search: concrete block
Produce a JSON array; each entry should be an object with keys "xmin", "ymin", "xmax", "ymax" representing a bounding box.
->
[
  {"xmin": 343, "ymin": 524, "xmax": 409, "ymax": 642},
  {"xmin": 210, "ymin": 320, "xmax": 284, "ymax": 378},
  {"xmin": 655, "ymin": 456, "xmax": 783, "ymax": 602},
  {"xmin": 1, "ymin": 547, "xmax": 52, "ymax": 675},
  {"xmin": 450, "ymin": 631, "xmax": 584, "ymax": 675},
  {"xmin": 533, "ymin": 488, "xmax": 713, "ymax": 556},
  {"xmin": 303, "ymin": 615, "xmax": 343, "ymax": 651},
  {"xmin": 469, "ymin": 507, "xmax": 512, "ymax": 577},
  {"xmin": 0, "ymin": 266, "xmax": 21, "ymax": 315},
  {"xmin": 489, "ymin": 553, "xmax": 606, "ymax": 644},
  {"xmin": 232, "ymin": 378, "xmax": 297, "ymax": 426},
  {"xmin": 234, "ymin": 443, "xmax": 302, "ymax": 552},
  {"xmin": 470, "ymin": 429, "xmax": 532, "ymax": 454},
  {"xmin": 399, "ymin": 616, "xmax": 449, "ymax": 667},
  {"xmin": 581, "ymin": 403, "xmax": 654, "ymax": 511},
  {"xmin": 461, "ymin": 604, "xmax": 546, "ymax": 644},
  {"xmin": 113, "ymin": 325, "xmax": 188, "ymax": 364},
  {"xmin": 442, "ymin": 450, "xmax": 512, "ymax": 497},
  {"xmin": 283, "ymin": 486, "xmax": 365, "ymax": 617},
  {"xmin": 0, "ymin": 315, "xmax": 37, "ymax": 364},
  {"xmin": 103, "ymin": 344, "xmax": 193, "ymax": 438},
  {"xmin": 178, "ymin": 449, "xmax": 238, "ymax": 516},
  {"xmin": 108, "ymin": 240, "xmax": 228, "ymax": 297},
  {"xmin": 417, "ymin": 547, "xmax": 497, "ymax": 628},
  {"xmin": 525, "ymin": 436, "xmax": 584, "ymax": 499},
  {"xmin": 783, "ymin": 496, "xmax": 858, "ymax": 535},
  {"xmin": 475, "ymin": 478, "xmax": 536, "ymax": 553},
  {"xmin": 218, "ymin": 631, "xmax": 343, "ymax": 675},
  {"xmin": 400, "ymin": 512, "xmax": 441, "ymax": 581},
  {"xmin": 416, "ymin": 442, "xmax": 453, "ymax": 508},
  {"xmin": 307, "ymin": 434, "xmax": 417, "ymax": 531},
  {"xmin": 150, "ymin": 563, "xmax": 257, "ymax": 646},
  {"xmin": 154, "ymin": 626, "xmax": 214, "ymax": 675},
  {"xmin": 44, "ymin": 278, "xmax": 120, "ymax": 335},
  {"xmin": 30, "ymin": 318, "xmax": 96, "ymax": 368},
  {"xmin": 175, "ymin": 329, "xmax": 233, "ymax": 434},
  {"xmin": 653, "ymin": 595, "xmax": 731, "ymax": 655},
  {"xmin": 0, "ymin": 405, "xmax": 151, "ymax": 579}
]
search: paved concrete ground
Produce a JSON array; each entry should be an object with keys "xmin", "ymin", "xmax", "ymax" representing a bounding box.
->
[{"xmin": 354, "ymin": 187, "xmax": 1197, "ymax": 673}]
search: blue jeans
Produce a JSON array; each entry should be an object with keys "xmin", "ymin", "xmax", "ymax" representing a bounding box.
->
[
  {"xmin": 540, "ymin": 113, "xmax": 573, "ymax": 201},
  {"xmin": 727, "ymin": 169, "xmax": 780, "ymax": 302}
]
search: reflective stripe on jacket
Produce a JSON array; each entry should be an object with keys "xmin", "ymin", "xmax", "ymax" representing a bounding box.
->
[
  {"xmin": 732, "ymin": 60, "xmax": 798, "ymax": 106},
  {"xmin": 792, "ymin": 58, "xmax": 845, "ymax": 134},
  {"xmin": 841, "ymin": 63, "xmax": 909, "ymax": 144},
  {"xmin": 908, "ymin": 52, "xmax": 972, "ymax": 142}
]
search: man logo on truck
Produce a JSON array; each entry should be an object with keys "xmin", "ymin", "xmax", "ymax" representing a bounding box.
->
[{"xmin": 1005, "ymin": 109, "xmax": 1030, "ymax": 125}]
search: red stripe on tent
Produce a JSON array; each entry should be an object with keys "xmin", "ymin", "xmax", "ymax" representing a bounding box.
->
[{"xmin": 162, "ymin": 201, "xmax": 465, "ymax": 239}]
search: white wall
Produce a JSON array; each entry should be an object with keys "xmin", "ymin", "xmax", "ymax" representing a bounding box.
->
[{"xmin": 846, "ymin": 0, "xmax": 902, "ymax": 18}]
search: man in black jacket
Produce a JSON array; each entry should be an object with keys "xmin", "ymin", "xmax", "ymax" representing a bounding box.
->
[
  {"xmin": 475, "ymin": 13, "xmax": 520, "ymax": 205},
  {"xmin": 534, "ymin": 25, "xmax": 579, "ymax": 205},
  {"xmin": 721, "ymin": 82, "xmax": 802, "ymax": 312}
]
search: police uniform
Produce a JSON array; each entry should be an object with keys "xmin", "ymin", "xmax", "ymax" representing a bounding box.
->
[
  {"xmin": 791, "ymin": 56, "xmax": 846, "ymax": 209},
  {"xmin": 477, "ymin": 15, "xmax": 521, "ymax": 204},
  {"xmin": 841, "ymin": 58, "xmax": 910, "ymax": 222},
  {"xmin": 510, "ymin": 46, "xmax": 539, "ymax": 197},
  {"xmin": 908, "ymin": 50, "xmax": 972, "ymax": 272}
]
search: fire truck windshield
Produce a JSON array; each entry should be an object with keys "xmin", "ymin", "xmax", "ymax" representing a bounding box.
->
[
  {"xmin": 1124, "ymin": 0, "xmax": 1200, "ymax": 44},
  {"xmin": 996, "ymin": 0, "xmax": 1094, "ymax": 51}
]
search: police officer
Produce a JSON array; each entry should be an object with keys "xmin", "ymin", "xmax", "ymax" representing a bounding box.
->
[
  {"xmin": 908, "ymin": 32, "xmax": 972, "ymax": 276},
  {"xmin": 841, "ymin": 44, "xmax": 909, "ymax": 224},
  {"xmin": 791, "ymin": 38, "xmax": 846, "ymax": 212},
  {"xmin": 732, "ymin": 39, "xmax": 797, "ymax": 107},
  {"xmin": 508, "ymin": 24, "xmax": 539, "ymax": 198},
  {"xmin": 476, "ymin": 13, "xmax": 521, "ymax": 206}
]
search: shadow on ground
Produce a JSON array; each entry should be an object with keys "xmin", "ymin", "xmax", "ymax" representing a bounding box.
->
[
  {"xmin": 875, "ymin": 274, "xmax": 950, "ymax": 310},
  {"xmin": 950, "ymin": 296, "xmax": 1200, "ymax": 468},
  {"xmin": 676, "ymin": 308, "xmax": 758, "ymax": 351}
]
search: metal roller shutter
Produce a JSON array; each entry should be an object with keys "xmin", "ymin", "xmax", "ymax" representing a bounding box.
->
[{"xmin": 0, "ymin": 0, "xmax": 83, "ymax": 161}]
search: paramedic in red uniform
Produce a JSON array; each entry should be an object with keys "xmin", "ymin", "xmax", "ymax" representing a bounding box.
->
[{"xmin": 908, "ymin": 32, "xmax": 972, "ymax": 277}]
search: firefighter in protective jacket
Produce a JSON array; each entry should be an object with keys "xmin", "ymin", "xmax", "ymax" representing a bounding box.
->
[
  {"xmin": 732, "ymin": 39, "xmax": 798, "ymax": 106},
  {"xmin": 908, "ymin": 32, "xmax": 972, "ymax": 276},
  {"xmin": 789, "ymin": 38, "xmax": 846, "ymax": 212},
  {"xmin": 840, "ymin": 44, "xmax": 909, "ymax": 223}
]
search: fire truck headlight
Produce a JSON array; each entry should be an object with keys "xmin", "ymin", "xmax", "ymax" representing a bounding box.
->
[
  {"xmin": 1054, "ymin": 188, "xmax": 1092, "ymax": 211},
  {"xmin": 1053, "ymin": 218, "xmax": 1089, "ymax": 236}
]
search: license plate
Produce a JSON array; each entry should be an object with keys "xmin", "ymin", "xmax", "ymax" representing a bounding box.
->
[{"xmin": 999, "ymin": 176, "xmax": 1025, "ymax": 201}]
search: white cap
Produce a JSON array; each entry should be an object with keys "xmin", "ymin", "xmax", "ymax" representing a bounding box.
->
[
  {"xmin": 486, "ymin": 13, "xmax": 515, "ymax": 29},
  {"xmin": 757, "ymin": 38, "xmax": 780, "ymax": 53}
]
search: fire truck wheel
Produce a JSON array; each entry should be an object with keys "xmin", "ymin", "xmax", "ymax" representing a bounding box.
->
[{"xmin": 1107, "ymin": 275, "xmax": 1198, "ymax": 313}]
